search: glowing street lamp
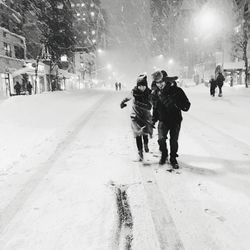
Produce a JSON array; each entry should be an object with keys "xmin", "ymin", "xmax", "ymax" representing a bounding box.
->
[
  {"xmin": 168, "ymin": 58, "xmax": 174, "ymax": 65},
  {"xmin": 106, "ymin": 63, "xmax": 112, "ymax": 70},
  {"xmin": 194, "ymin": 7, "xmax": 222, "ymax": 37},
  {"xmin": 97, "ymin": 48, "xmax": 104, "ymax": 54}
]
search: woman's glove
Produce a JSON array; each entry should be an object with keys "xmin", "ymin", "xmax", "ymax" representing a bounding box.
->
[{"xmin": 120, "ymin": 102, "xmax": 127, "ymax": 109}]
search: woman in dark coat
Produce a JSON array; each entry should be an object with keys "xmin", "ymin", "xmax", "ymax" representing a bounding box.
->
[{"xmin": 120, "ymin": 74, "xmax": 154, "ymax": 161}]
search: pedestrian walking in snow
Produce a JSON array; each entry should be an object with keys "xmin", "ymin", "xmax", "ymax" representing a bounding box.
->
[
  {"xmin": 209, "ymin": 75, "xmax": 217, "ymax": 97},
  {"xmin": 151, "ymin": 70, "xmax": 191, "ymax": 169},
  {"xmin": 14, "ymin": 81, "xmax": 21, "ymax": 95},
  {"xmin": 118, "ymin": 82, "xmax": 122, "ymax": 91},
  {"xmin": 230, "ymin": 75, "xmax": 233, "ymax": 87},
  {"xmin": 215, "ymin": 65, "xmax": 225, "ymax": 97},
  {"xmin": 120, "ymin": 74, "xmax": 154, "ymax": 161},
  {"xmin": 115, "ymin": 82, "xmax": 118, "ymax": 91},
  {"xmin": 27, "ymin": 81, "xmax": 33, "ymax": 95}
]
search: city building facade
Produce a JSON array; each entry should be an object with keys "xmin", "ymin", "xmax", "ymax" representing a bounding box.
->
[
  {"xmin": 0, "ymin": 0, "xmax": 26, "ymax": 96},
  {"xmin": 71, "ymin": 0, "xmax": 107, "ymax": 83}
]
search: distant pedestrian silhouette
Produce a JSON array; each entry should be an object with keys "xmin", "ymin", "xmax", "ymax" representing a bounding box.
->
[
  {"xmin": 215, "ymin": 65, "xmax": 225, "ymax": 97},
  {"xmin": 209, "ymin": 75, "xmax": 217, "ymax": 97},
  {"xmin": 27, "ymin": 81, "xmax": 33, "ymax": 95},
  {"xmin": 14, "ymin": 82, "xmax": 21, "ymax": 95}
]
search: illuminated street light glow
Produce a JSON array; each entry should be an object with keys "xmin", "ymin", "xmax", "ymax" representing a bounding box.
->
[
  {"xmin": 97, "ymin": 48, "xmax": 103, "ymax": 53},
  {"xmin": 194, "ymin": 7, "xmax": 223, "ymax": 37},
  {"xmin": 106, "ymin": 64, "xmax": 112, "ymax": 70},
  {"xmin": 168, "ymin": 59, "xmax": 174, "ymax": 64},
  {"xmin": 61, "ymin": 55, "xmax": 68, "ymax": 62}
]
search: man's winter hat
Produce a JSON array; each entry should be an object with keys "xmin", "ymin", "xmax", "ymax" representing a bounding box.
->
[
  {"xmin": 161, "ymin": 70, "xmax": 168, "ymax": 78},
  {"xmin": 151, "ymin": 70, "xmax": 163, "ymax": 82},
  {"xmin": 136, "ymin": 74, "xmax": 148, "ymax": 86},
  {"xmin": 161, "ymin": 70, "xmax": 178, "ymax": 82}
]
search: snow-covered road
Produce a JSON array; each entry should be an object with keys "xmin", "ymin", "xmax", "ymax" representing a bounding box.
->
[{"xmin": 0, "ymin": 86, "xmax": 250, "ymax": 249}]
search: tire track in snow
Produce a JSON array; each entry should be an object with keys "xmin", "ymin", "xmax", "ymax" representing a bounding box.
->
[
  {"xmin": 110, "ymin": 182, "xmax": 133, "ymax": 250},
  {"xmin": 0, "ymin": 93, "xmax": 109, "ymax": 233},
  {"xmin": 139, "ymin": 166, "xmax": 185, "ymax": 250},
  {"xmin": 186, "ymin": 113, "xmax": 250, "ymax": 153}
]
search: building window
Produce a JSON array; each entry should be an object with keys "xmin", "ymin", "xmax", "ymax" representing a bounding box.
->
[
  {"xmin": 1, "ymin": 15, "xmax": 10, "ymax": 30},
  {"xmin": 4, "ymin": 42, "xmax": 12, "ymax": 57},
  {"xmin": 14, "ymin": 45, "xmax": 24, "ymax": 59}
]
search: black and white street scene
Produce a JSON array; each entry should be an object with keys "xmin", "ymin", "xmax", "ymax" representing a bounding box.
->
[{"xmin": 0, "ymin": 0, "xmax": 250, "ymax": 249}]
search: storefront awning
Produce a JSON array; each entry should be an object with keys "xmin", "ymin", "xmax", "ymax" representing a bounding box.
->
[
  {"xmin": 12, "ymin": 65, "xmax": 45, "ymax": 77},
  {"xmin": 223, "ymin": 61, "xmax": 245, "ymax": 70}
]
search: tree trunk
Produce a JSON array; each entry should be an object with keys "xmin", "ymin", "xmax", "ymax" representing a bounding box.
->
[
  {"xmin": 244, "ymin": 57, "xmax": 248, "ymax": 88},
  {"xmin": 243, "ymin": 25, "xmax": 249, "ymax": 88}
]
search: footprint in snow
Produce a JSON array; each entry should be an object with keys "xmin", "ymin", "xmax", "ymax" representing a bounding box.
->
[{"xmin": 204, "ymin": 208, "xmax": 226, "ymax": 222}]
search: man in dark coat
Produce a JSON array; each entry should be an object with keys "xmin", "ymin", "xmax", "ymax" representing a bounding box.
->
[{"xmin": 151, "ymin": 70, "xmax": 191, "ymax": 168}]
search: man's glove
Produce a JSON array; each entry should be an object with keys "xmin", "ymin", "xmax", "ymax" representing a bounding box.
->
[{"xmin": 120, "ymin": 102, "xmax": 127, "ymax": 109}]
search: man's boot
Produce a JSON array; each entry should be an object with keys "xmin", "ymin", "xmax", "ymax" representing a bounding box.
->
[
  {"xmin": 170, "ymin": 157, "xmax": 179, "ymax": 169},
  {"xmin": 159, "ymin": 152, "xmax": 167, "ymax": 165},
  {"xmin": 158, "ymin": 139, "xmax": 168, "ymax": 165}
]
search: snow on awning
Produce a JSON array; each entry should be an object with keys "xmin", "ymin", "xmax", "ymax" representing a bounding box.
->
[
  {"xmin": 12, "ymin": 63, "xmax": 46, "ymax": 78},
  {"xmin": 223, "ymin": 61, "xmax": 244, "ymax": 70},
  {"xmin": 12, "ymin": 66, "xmax": 44, "ymax": 78}
]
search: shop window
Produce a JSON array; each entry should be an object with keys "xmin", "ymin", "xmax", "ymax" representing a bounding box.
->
[
  {"xmin": 14, "ymin": 45, "xmax": 24, "ymax": 59},
  {"xmin": 1, "ymin": 15, "xmax": 9, "ymax": 30}
]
